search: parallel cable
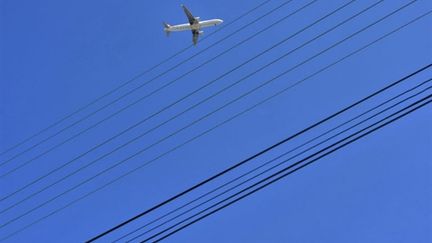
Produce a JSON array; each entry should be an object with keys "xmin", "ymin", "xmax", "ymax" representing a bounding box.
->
[
  {"xmin": 0, "ymin": 0, "xmax": 286, "ymax": 168},
  {"xmin": 87, "ymin": 9, "xmax": 432, "ymax": 240},
  {"xmin": 0, "ymin": 0, "xmax": 272, "ymax": 158},
  {"xmin": 146, "ymin": 94, "xmax": 432, "ymax": 243},
  {"xmin": 1, "ymin": 0, "xmax": 316, "ymax": 192},
  {"xmin": 119, "ymin": 80, "xmax": 432, "ymax": 242},
  {"xmin": 133, "ymin": 85, "xmax": 432, "ymax": 242},
  {"xmin": 0, "ymin": 0, "xmax": 318, "ymax": 202},
  {"xmin": 0, "ymin": 0, "xmax": 353, "ymax": 212},
  {"xmin": 0, "ymin": 0, "xmax": 378, "ymax": 219},
  {"xmin": 2, "ymin": 7, "xmax": 428, "ymax": 241}
]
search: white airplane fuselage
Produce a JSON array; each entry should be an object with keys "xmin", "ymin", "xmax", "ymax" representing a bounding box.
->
[
  {"xmin": 164, "ymin": 19, "xmax": 223, "ymax": 32},
  {"xmin": 164, "ymin": 5, "xmax": 223, "ymax": 45}
]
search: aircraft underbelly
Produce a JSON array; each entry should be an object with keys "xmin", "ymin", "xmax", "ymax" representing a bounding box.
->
[
  {"xmin": 199, "ymin": 21, "xmax": 218, "ymax": 28},
  {"xmin": 170, "ymin": 24, "xmax": 193, "ymax": 31}
]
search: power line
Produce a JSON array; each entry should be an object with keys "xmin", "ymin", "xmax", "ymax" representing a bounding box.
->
[
  {"xmin": 133, "ymin": 85, "xmax": 432, "ymax": 242},
  {"xmin": 0, "ymin": 0, "xmax": 322, "ymax": 207},
  {"xmin": 1, "ymin": 0, "xmax": 422, "ymax": 227},
  {"xmin": 1, "ymin": 0, "xmax": 314, "ymax": 181},
  {"xmin": 0, "ymin": 0, "xmax": 272, "ymax": 158},
  {"xmin": 2, "ymin": 8, "xmax": 429, "ymax": 240},
  {"xmin": 0, "ymin": 0, "xmax": 292, "ymax": 169},
  {"xmin": 86, "ymin": 7, "xmax": 432, "ymax": 240},
  {"xmin": 0, "ymin": 0, "xmax": 381, "ymax": 221},
  {"xmin": 0, "ymin": 0, "xmax": 356, "ymax": 213},
  {"xmin": 91, "ymin": 62, "xmax": 430, "ymax": 242},
  {"xmin": 144, "ymin": 94, "xmax": 432, "ymax": 243},
  {"xmin": 117, "ymin": 80, "xmax": 432, "ymax": 242}
]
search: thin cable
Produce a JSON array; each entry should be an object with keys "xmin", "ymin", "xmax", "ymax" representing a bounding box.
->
[
  {"xmin": 120, "ymin": 81, "xmax": 432, "ymax": 242},
  {"xmin": 147, "ymin": 95, "xmax": 432, "ymax": 243},
  {"xmin": 1, "ymin": 8, "xmax": 429, "ymax": 241},
  {"xmin": 0, "ymin": 0, "xmax": 313, "ymax": 194},
  {"xmin": 132, "ymin": 86, "xmax": 432, "ymax": 242},
  {"xmin": 1, "ymin": 0, "xmax": 353, "ymax": 212},
  {"xmin": 87, "ymin": 9, "xmax": 432, "ymax": 240},
  {"xmin": 114, "ymin": 79, "xmax": 431, "ymax": 242},
  {"xmin": 0, "ymin": 0, "xmax": 272, "ymax": 158},
  {"xmin": 0, "ymin": 0, "xmax": 379, "ymax": 221},
  {"xmin": 0, "ymin": 0, "xmax": 291, "ymax": 169}
]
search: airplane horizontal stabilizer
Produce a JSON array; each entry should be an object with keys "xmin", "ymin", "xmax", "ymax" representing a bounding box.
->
[
  {"xmin": 162, "ymin": 22, "xmax": 171, "ymax": 37},
  {"xmin": 162, "ymin": 22, "xmax": 171, "ymax": 28}
]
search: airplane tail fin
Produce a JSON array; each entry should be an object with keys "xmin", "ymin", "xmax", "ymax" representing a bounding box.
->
[{"xmin": 163, "ymin": 22, "xmax": 171, "ymax": 37}]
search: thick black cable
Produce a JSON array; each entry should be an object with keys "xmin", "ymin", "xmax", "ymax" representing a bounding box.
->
[
  {"xmin": 0, "ymin": 0, "xmax": 272, "ymax": 158},
  {"xmin": 0, "ymin": 0, "xmax": 291, "ymax": 169},
  {"xmin": 0, "ymin": 0, "xmax": 379, "ymax": 222},
  {"xmin": 134, "ymin": 86, "xmax": 432, "ymax": 242},
  {"xmin": 0, "ymin": 0, "xmax": 352, "ymax": 212},
  {"xmin": 147, "ymin": 95, "xmax": 432, "ymax": 243},
  {"xmin": 120, "ymin": 81, "xmax": 432, "ymax": 242},
  {"xmin": 117, "ymin": 79, "xmax": 432, "ymax": 242},
  {"xmin": 1, "ymin": 7, "xmax": 429, "ymax": 241},
  {"xmin": 86, "ymin": 9, "xmax": 432, "ymax": 241}
]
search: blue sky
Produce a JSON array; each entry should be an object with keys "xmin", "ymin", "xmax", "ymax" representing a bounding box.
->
[{"xmin": 0, "ymin": 0, "xmax": 431, "ymax": 242}]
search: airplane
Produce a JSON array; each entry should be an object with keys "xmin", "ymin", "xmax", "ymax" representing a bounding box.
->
[{"xmin": 163, "ymin": 5, "xmax": 223, "ymax": 45}]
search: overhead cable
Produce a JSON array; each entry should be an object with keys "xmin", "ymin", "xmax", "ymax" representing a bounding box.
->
[
  {"xmin": 1, "ymin": 0, "xmax": 355, "ymax": 213},
  {"xmin": 0, "ymin": 0, "xmax": 272, "ymax": 158},
  {"xmin": 0, "ymin": 0, "xmax": 286, "ymax": 167},
  {"xmin": 145, "ymin": 94, "xmax": 432, "ymax": 242},
  {"xmin": 2, "ymin": 7, "xmax": 429, "ymax": 240},
  {"xmin": 0, "ymin": 0, "xmax": 378, "ymax": 220},
  {"xmin": 119, "ymin": 80, "xmax": 432, "ymax": 242}
]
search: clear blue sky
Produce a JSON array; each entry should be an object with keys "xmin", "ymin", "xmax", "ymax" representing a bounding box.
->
[{"xmin": 0, "ymin": 0, "xmax": 431, "ymax": 242}]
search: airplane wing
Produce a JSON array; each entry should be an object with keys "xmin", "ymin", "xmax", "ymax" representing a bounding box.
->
[
  {"xmin": 182, "ymin": 5, "xmax": 198, "ymax": 25},
  {"xmin": 192, "ymin": 30, "xmax": 199, "ymax": 45}
]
